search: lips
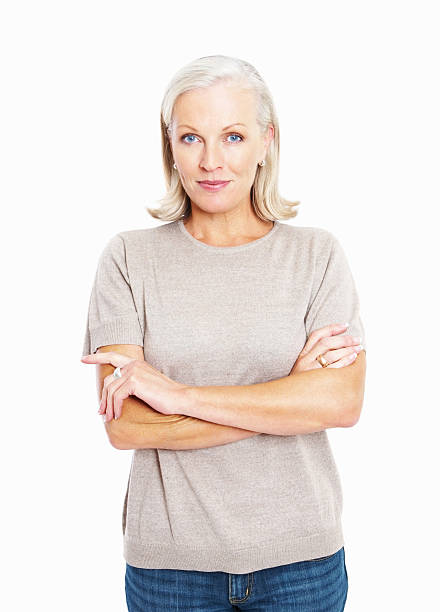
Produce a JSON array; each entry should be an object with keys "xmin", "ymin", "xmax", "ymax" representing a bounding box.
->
[
  {"xmin": 198, "ymin": 181, "xmax": 230, "ymax": 185},
  {"xmin": 198, "ymin": 180, "xmax": 231, "ymax": 192}
]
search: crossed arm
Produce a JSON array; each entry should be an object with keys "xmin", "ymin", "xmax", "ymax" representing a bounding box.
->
[
  {"xmin": 97, "ymin": 344, "xmax": 366, "ymax": 451},
  {"xmin": 97, "ymin": 345, "xmax": 262, "ymax": 450}
]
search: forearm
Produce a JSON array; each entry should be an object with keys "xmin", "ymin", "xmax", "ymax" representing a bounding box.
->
[
  {"xmin": 181, "ymin": 367, "xmax": 357, "ymax": 436},
  {"xmin": 108, "ymin": 396, "xmax": 260, "ymax": 450}
]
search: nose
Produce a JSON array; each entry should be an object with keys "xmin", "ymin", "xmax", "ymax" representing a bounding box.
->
[{"xmin": 199, "ymin": 141, "xmax": 224, "ymax": 173}]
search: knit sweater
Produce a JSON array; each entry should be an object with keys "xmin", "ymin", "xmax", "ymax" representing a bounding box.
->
[{"xmin": 82, "ymin": 219, "xmax": 366, "ymax": 573}]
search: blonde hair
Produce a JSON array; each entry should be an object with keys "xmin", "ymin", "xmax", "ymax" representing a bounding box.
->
[{"xmin": 146, "ymin": 54, "xmax": 300, "ymax": 222}]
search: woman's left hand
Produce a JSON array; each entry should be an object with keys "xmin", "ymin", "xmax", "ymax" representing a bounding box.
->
[{"xmin": 81, "ymin": 352, "xmax": 189, "ymax": 422}]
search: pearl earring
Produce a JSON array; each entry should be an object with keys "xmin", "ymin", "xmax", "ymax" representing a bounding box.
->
[
  {"xmin": 258, "ymin": 160, "xmax": 266, "ymax": 166},
  {"xmin": 173, "ymin": 163, "xmax": 177, "ymax": 169}
]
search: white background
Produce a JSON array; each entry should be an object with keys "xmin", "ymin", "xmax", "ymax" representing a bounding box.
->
[{"xmin": 1, "ymin": 1, "xmax": 439, "ymax": 610}]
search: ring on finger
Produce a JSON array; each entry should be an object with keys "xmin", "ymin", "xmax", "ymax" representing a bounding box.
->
[{"xmin": 316, "ymin": 353, "xmax": 330, "ymax": 368}]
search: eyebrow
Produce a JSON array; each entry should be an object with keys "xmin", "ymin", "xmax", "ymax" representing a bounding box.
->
[{"xmin": 177, "ymin": 123, "xmax": 247, "ymax": 132}]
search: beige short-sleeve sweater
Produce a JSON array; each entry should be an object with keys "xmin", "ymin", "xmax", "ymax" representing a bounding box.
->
[{"xmin": 82, "ymin": 219, "xmax": 366, "ymax": 573}]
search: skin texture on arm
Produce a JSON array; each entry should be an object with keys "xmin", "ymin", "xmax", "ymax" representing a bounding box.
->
[
  {"xmin": 96, "ymin": 343, "xmax": 366, "ymax": 447},
  {"xmin": 95, "ymin": 344, "xmax": 260, "ymax": 450},
  {"xmin": 182, "ymin": 350, "xmax": 367, "ymax": 435}
]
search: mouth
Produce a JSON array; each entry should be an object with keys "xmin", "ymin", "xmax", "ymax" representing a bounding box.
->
[{"xmin": 198, "ymin": 180, "xmax": 231, "ymax": 192}]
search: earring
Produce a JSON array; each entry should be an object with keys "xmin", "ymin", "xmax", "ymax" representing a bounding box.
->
[
  {"xmin": 258, "ymin": 160, "xmax": 266, "ymax": 166},
  {"xmin": 173, "ymin": 163, "xmax": 177, "ymax": 169}
]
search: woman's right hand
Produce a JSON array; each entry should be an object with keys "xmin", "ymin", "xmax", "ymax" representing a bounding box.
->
[{"xmin": 289, "ymin": 323, "xmax": 363, "ymax": 375}]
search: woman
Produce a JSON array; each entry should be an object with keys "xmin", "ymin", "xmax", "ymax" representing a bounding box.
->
[{"xmin": 81, "ymin": 55, "xmax": 366, "ymax": 611}]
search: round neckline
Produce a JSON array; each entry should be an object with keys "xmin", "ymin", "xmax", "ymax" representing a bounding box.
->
[{"xmin": 177, "ymin": 219, "xmax": 280, "ymax": 253}]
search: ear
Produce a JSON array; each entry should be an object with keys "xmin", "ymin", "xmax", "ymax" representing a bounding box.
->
[{"xmin": 263, "ymin": 124, "xmax": 275, "ymax": 155}]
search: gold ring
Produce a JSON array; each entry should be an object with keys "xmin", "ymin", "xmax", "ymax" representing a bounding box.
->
[{"xmin": 316, "ymin": 354, "xmax": 330, "ymax": 368}]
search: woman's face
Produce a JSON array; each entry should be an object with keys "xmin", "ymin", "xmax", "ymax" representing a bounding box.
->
[{"xmin": 169, "ymin": 82, "xmax": 274, "ymax": 216}]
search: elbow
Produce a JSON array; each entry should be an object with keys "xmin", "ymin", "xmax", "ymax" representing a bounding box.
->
[
  {"xmin": 111, "ymin": 436, "xmax": 134, "ymax": 451},
  {"xmin": 339, "ymin": 393, "xmax": 363, "ymax": 428},
  {"xmin": 339, "ymin": 350, "xmax": 366, "ymax": 428},
  {"xmin": 105, "ymin": 421, "xmax": 135, "ymax": 450}
]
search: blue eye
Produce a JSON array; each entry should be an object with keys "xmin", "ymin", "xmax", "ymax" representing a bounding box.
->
[
  {"xmin": 180, "ymin": 133, "xmax": 244, "ymax": 144},
  {"xmin": 182, "ymin": 134, "xmax": 197, "ymax": 143},
  {"xmin": 227, "ymin": 133, "xmax": 243, "ymax": 143}
]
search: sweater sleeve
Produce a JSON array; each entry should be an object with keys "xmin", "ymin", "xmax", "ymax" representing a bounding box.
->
[
  {"xmin": 304, "ymin": 232, "xmax": 367, "ymax": 351},
  {"xmin": 81, "ymin": 234, "xmax": 144, "ymax": 356}
]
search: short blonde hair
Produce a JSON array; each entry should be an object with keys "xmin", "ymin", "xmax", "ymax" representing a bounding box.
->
[{"xmin": 146, "ymin": 54, "xmax": 300, "ymax": 222}]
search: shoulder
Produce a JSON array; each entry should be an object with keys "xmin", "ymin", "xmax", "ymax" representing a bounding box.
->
[
  {"xmin": 276, "ymin": 221, "xmax": 337, "ymax": 255},
  {"xmin": 115, "ymin": 221, "xmax": 178, "ymax": 248},
  {"xmin": 277, "ymin": 221, "xmax": 334, "ymax": 240},
  {"xmin": 99, "ymin": 222, "xmax": 179, "ymax": 259},
  {"xmin": 104, "ymin": 222, "xmax": 180, "ymax": 271}
]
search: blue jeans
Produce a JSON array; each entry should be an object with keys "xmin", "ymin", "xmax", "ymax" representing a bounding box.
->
[{"xmin": 125, "ymin": 546, "xmax": 348, "ymax": 611}]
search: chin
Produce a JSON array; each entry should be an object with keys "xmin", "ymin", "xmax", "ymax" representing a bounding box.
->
[{"xmin": 194, "ymin": 200, "xmax": 236, "ymax": 213}]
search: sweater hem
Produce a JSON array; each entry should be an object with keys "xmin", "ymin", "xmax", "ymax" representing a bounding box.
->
[{"xmin": 122, "ymin": 521, "xmax": 344, "ymax": 573}]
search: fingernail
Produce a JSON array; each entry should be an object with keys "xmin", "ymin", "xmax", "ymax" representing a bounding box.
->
[{"xmin": 102, "ymin": 415, "xmax": 107, "ymax": 422}]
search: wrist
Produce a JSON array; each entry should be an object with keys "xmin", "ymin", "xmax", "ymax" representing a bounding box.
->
[{"xmin": 179, "ymin": 385, "xmax": 200, "ymax": 418}]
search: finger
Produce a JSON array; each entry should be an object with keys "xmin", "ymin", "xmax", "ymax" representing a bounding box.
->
[
  {"xmin": 302, "ymin": 323, "xmax": 349, "ymax": 355},
  {"xmin": 112, "ymin": 384, "xmax": 132, "ymax": 421},
  {"xmin": 81, "ymin": 351, "xmax": 134, "ymax": 368},
  {"xmin": 316, "ymin": 345, "xmax": 362, "ymax": 368},
  {"xmin": 98, "ymin": 375, "xmax": 110, "ymax": 415},
  {"xmin": 106, "ymin": 377, "xmax": 119, "ymax": 422},
  {"xmin": 327, "ymin": 351, "xmax": 358, "ymax": 368},
  {"xmin": 314, "ymin": 334, "xmax": 362, "ymax": 355},
  {"xmin": 98, "ymin": 372, "xmax": 118, "ymax": 415},
  {"xmin": 104, "ymin": 377, "xmax": 120, "ymax": 422},
  {"xmin": 102, "ymin": 371, "xmax": 121, "ymax": 420},
  {"xmin": 105, "ymin": 374, "xmax": 130, "ymax": 422},
  {"xmin": 331, "ymin": 345, "xmax": 363, "ymax": 362},
  {"xmin": 102, "ymin": 377, "xmax": 111, "ymax": 421},
  {"xmin": 99, "ymin": 361, "xmax": 133, "ymax": 414},
  {"xmin": 98, "ymin": 393, "xmax": 105, "ymax": 415}
]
